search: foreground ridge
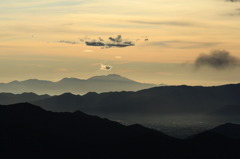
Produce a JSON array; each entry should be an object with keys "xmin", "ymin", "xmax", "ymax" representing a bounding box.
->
[{"xmin": 1, "ymin": 103, "xmax": 240, "ymax": 159}]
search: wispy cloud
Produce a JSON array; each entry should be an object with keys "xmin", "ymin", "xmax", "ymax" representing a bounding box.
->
[
  {"xmin": 115, "ymin": 56, "xmax": 122, "ymax": 59},
  {"xmin": 58, "ymin": 40, "xmax": 79, "ymax": 44},
  {"xmin": 128, "ymin": 20, "xmax": 194, "ymax": 27},
  {"xmin": 0, "ymin": 0, "xmax": 90, "ymax": 10},
  {"xmin": 83, "ymin": 50, "xmax": 94, "ymax": 53},
  {"xmin": 194, "ymin": 50, "xmax": 240, "ymax": 70},
  {"xmin": 57, "ymin": 68, "xmax": 69, "ymax": 72}
]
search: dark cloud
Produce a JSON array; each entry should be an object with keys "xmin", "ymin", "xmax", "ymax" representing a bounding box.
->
[
  {"xmin": 100, "ymin": 64, "xmax": 112, "ymax": 71},
  {"xmin": 109, "ymin": 35, "xmax": 122, "ymax": 42},
  {"xmin": 58, "ymin": 40, "xmax": 79, "ymax": 44},
  {"xmin": 150, "ymin": 41, "xmax": 219, "ymax": 49},
  {"xmin": 85, "ymin": 35, "xmax": 135, "ymax": 48},
  {"xmin": 226, "ymin": 0, "xmax": 240, "ymax": 2},
  {"xmin": 86, "ymin": 41, "xmax": 105, "ymax": 46},
  {"xmin": 128, "ymin": 20, "xmax": 194, "ymax": 26},
  {"xmin": 194, "ymin": 50, "xmax": 240, "ymax": 70},
  {"xmin": 105, "ymin": 42, "xmax": 135, "ymax": 48}
]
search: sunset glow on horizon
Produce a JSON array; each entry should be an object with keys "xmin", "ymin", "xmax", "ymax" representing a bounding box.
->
[{"xmin": 1, "ymin": 0, "xmax": 240, "ymax": 85}]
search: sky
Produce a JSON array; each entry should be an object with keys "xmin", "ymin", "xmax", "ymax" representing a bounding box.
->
[{"xmin": 1, "ymin": 0, "xmax": 240, "ymax": 85}]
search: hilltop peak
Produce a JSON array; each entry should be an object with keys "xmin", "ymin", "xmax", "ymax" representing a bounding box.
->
[
  {"xmin": 59, "ymin": 92, "xmax": 76, "ymax": 96},
  {"xmin": 59, "ymin": 77, "xmax": 82, "ymax": 82},
  {"xmin": 8, "ymin": 80, "xmax": 20, "ymax": 84},
  {"xmin": 22, "ymin": 79, "xmax": 47, "ymax": 82},
  {"xmin": 20, "ymin": 79, "xmax": 53, "ymax": 84},
  {"xmin": 106, "ymin": 74, "xmax": 122, "ymax": 77},
  {"xmin": 88, "ymin": 74, "xmax": 137, "ymax": 83}
]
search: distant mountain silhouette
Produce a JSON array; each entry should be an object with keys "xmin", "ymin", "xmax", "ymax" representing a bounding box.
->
[
  {"xmin": 0, "ymin": 103, "xmax": 179, "ymax": 159},
  {"xmin": 31, "ymin": 84, "xmax": 240, "ymax": 116},
  {"xmin": 0, "ymin": 74, "xmax": 157, "ymax": 95}
]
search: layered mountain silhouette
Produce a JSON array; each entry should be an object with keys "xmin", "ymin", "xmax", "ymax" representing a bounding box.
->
[
  {"xmin": 0, "ymin": 74, "xmax": 157, "ymax": 95},
  {"xmin": 0, "ymin": 83, "xmax": 239, "ymax": 132},
  {"xmin": 1, "ymin": 103, "xmax": 240, "ymax": 159},
  {"xmin": 31, "ymin": 84, "xmax": 240, "ymax": 116}
]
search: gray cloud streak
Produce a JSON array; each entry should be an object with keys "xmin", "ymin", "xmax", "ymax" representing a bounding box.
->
[
  {"xmin": 128, "ymin": 20, "xmax": 194, "ymax": 26},
  {"xmin": 58, "ymin": 40, "xmax": 79, "ymax": 44},
  {"xmin": 194, "ymin": 50, "xmax": 240, "ymax": 70}
]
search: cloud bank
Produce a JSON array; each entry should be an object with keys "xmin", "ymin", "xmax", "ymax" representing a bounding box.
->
[{"xmin": 194, "ymin": 50, "xmax": 240, "ymax": 69}]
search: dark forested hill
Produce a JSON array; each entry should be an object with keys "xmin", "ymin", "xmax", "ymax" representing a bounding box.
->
[
  {"xmin": 0, "ymin": 103, "xmax": 178, "ymax": 159},
  {"xmin": 1, "ymin": 103, "xmax": 240, "ymax": 159}
]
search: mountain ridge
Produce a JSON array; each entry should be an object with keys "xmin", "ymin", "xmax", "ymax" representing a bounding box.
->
[{"xmin": 0, "ymin": 92, "xmax": 50, "ymax": 105}]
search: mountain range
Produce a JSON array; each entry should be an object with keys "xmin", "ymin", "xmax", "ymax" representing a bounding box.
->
[
  {"xmin": 1, "ymin": 103, "xmax": 240, "ymax": 159},
  {"xmin": 0, "ymin": 74, "xmax": 158, "ymax": 95},
  {"xmin": 0, "ymin": 83, "xmax": 239, "ymax": 125},
  {"xmin": 31, "ymin": 83, "xmax": 240, "ymax": 116}
]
